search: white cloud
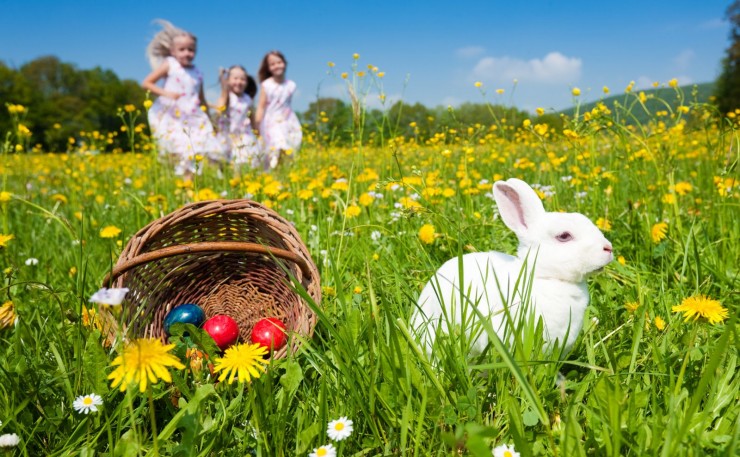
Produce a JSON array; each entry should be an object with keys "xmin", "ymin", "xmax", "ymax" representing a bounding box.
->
[
  {"xmin": 697, "ymin": 18, "xmax": 726, "ymax": 30},
  {"xmin": 635, "ymin": 76, "xmax": 656, "ymax": 90},
  {"xmin": 456, "ymin": 46, "xmax": 486, "ymax": 59},
  {"xmin": 673, "ymin": 49, "xmax": 695, "ymax": 70},
  {"xmin": 471, "ymin": 52, "xmax": 582, "ymax": 84}
]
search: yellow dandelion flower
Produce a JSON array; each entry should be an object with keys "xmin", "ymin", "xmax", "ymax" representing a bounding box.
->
[
  {"xmin": 297, "ymin": 189, "xmax": 314, "ymax": 200},
  {"xmin": 212, "ymin": 343, "xmax": 269, "ymax": 384},
  {"xmin": 673, "ymin": 182, "xmax": 692, "ymax": 195},
  {"xmin": 108, "ymin": 338, "xmax": 185, "ymax": 392},
  {"xmin": 536, "ymin": 107, "xmax": 545, "ymax": 116},
  {"xmin": 603, "ymin": 86, "xmax": 610, "ymax": 94},
  {"xmin": 0, "ymin": 191, "xmax": 11, "ymax": 203},
  {"xmin": 377, "ymin": 72, "xmax": 385, "ymax": 78},
  {"xmin": 672, "ymin": 295, "xmax": 728, "ymax": 324},
  {"xmin": 99, "ymin": 226, "xmax": 122, "ymax": 238},
  {"xmin": 0, "ymin": 301, "xmax": 16, "ymax": 328},
  {"xmin": 496, "ymin": 88, "xmax": 504, "ymax": 95},
  {"xmin": 595, "ymin": 218, "xmax": 611, "ymax": 232},
  {"xmin": 353, "ymin": 286, "xmax": 363, "ymax": 294},
  {"xmin": 341, "ymin": 72, "xmax": 348, "ymax": 79},
  {"xmin": 358, "ymin": 192, "xmax": 374, "ymax": 206},
  {"xmin": 143, "ymin": 99, "xmax": 153, "ymax": 109},
  {"xmin": 344, "ymin": 205, "xmax": 361, "ymax": 218},
  {"xmin": 474, "ymin": 81, "xmax": 482, "ymax": 88},
  {"xmin": 0, "ymin": 233, "xmax": 15, "ymax": 248},
  {"xmin": 195, "ymin": 188, "xmax": 219, "ymax": 201},
  {"xmin": 651, "ymin": 222, "xmax": 668, "ymax": 243},
  {"xmin": 418, "ymin": 224, "xmax": 436, "ymax": 245},
  {"xmin": 572, "ymin": 87, "xmax": 581, "ymax": 96},
  {"xmin": 661, "ymin": 193, "xmax": 676, "ymax": 204},
  {"xmin": 327, "ymin": 61, "xmax": 335, "ymax": 68},
  {"xmin": 81, "ymin": 306, "xmax": 103, "ymax": 332},
  {"xmin": 624, "ymin": 302, "xmax": 639, "ymax": 313},
  {"xmin": 654, "ymin": 316, "xmax": 666, "ymax": 331},
  {"xmin": 352, "ymin": 53, "xmax": 360, "ymax": 60},
  {"xmin": 668, "ymin": 78, "xmax": 678, "ymax": 88},
  {"xmin": 124, "ymin": 104, "xmax": 136, "ymax": 113}
]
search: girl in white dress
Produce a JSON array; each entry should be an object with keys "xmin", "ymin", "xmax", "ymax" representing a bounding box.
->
[
  {"xmin": 142, "ymin": 20, "xmax": 223, "ymax": 177},
  {"xmin": 254, "ymin": 51, "xmax": 302, "ymax": 170},
  {"xmin": 215, "ymin": 65, "xmax": 260, "ymax": 169}
]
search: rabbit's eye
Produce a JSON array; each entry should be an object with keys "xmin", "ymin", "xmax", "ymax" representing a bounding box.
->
[{"xmin": 555, "ymin": 232, "xmax": 573, "ymax": 242}]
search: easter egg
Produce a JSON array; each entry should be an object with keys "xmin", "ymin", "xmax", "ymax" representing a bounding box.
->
[
  {"xmin": 163, "ymin": 303, "xmax": 206, "ymax": 335},
  {"xmin": 203, "ymin": 315, "xmax": 240, "ymax": 350},
  {"xmin": 251, "ymin": 318, "xmax": 287, "ymax": 351}
]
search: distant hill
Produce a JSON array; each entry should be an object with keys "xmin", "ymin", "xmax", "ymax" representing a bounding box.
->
[{"xmin": 559, "ymin": 82, "xmax": 715, "ymax": 124}]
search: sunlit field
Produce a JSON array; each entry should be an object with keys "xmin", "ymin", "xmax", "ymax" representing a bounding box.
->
[{"xmin": 0, "ymin": 77, "xmax": 738, "ymax": 456}]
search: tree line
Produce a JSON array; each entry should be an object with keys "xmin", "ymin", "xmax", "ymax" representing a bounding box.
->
[{"xmin": 1, "ymin": 56, "xmax": 146, "ymax": 152}]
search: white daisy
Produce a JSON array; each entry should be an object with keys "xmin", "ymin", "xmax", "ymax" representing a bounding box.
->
[
  {"xmin": 89, "ymin": 287, "xmax": 129, "ymax": 306},
  {"xmin": 0, "ymin": 433, "xmax": 19, "ymax": 448},
  {"xmin": 492, "ymin": 443, "xmax": 520, "ymax": 457},
  {"xmin": 326, "ymin": 416, "xmax": 353, "ymax": 441},
  {"xmin": 309, "ymin": 443, "xmax": 336, "ymax": 457},
  {"xmin": 25, "ymin": 258, "xmax": 38, "ymax": 266},
  {"xmin": 73, "ymin": 393, "xmax": 103, "ymax": 414}
]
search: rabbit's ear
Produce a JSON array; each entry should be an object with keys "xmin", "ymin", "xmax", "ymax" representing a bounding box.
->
[{"xmin": 493, "ymin": 178, "xmax": 546, "ymax": 237}]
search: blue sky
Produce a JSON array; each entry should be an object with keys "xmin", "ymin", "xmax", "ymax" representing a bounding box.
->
[{"xmin": 0, "ymin": 1, "xmax": 732, "ymax": 113}]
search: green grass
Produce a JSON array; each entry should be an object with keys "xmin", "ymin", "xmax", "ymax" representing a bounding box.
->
[{"xmin": 0, "ymin": 84, "xmax": 738, "ymax": 456}]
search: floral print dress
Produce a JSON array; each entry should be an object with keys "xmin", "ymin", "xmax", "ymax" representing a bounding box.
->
[
  {"xmin": 147, "ymin": 56, "xmax": 224, "ymax": 175},
  {"xmin": 217, "ymin": 92, "xmax": 259, "ymax": 167},
  {"xmin": 259, "ymin": 78, "xmax": 302, "ymax": 169}
]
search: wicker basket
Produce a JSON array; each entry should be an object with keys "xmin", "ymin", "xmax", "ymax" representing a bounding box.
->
[{"xmin": 100, "ymin": 199, "xmax": 320, "ymax": 359}]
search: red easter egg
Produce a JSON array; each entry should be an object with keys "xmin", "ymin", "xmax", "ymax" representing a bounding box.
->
[
  {"xmin": 251, "ymin": 318, "xmax": 287, "ymax": 351},
  {"xmin": 203, "ymin": 315, "xmax": 240, "ymax": 350}
]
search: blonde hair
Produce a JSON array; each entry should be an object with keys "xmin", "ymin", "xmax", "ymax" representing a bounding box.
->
[{"xmin": 145, "ymin": 19, "xmax": 197, "ymax": 69}]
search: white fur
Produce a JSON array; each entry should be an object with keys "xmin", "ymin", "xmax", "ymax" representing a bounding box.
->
[{"xmin": 411, "ymin": 178, "xmax": 613, "ymax": 355}]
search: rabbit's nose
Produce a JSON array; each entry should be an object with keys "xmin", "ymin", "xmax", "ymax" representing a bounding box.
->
[{"xmin": 603, "ymin": 243, "xmax": 613, "ymax": 253}]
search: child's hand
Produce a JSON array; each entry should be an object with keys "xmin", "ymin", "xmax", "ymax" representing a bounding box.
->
[
  {"xmin": 163, "ymin": 91, "xmax": 182, "ymax": 100},
  {"xmin": 219, "ymin": 68, "xmax": 228, "ymax": 89}
]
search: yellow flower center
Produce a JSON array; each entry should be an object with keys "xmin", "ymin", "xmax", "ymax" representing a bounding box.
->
[
  {"xmin": 504, "ymin": 452, "xmax": 513, "ymax": 457},
  {"xmin": 335, "ymin": 423, "xmax": 344, "ymax": 431},
  {"xmin": 83, "ymin": 397, "xmax": 93, "ymax": 406},
  {"xmin": 317, "ymin": 449, "xmax": 327, "ymax": 457}
]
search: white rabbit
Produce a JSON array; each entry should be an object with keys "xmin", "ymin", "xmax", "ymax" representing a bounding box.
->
[{"xmin": 411, "ymin": 178, "xmax": 613, "ymax": 355}]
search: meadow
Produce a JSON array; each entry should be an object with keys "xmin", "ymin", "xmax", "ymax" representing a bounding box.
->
[{"xmin": 0, "ymin": 76, "xmax": 738, "ymax": 456}]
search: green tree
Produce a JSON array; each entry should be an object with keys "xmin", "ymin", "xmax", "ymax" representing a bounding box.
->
[
  {"xmin": 301, "ymin": 97, "xmax": 354, "ymax": 146},
  {"xmin": 0, "ymin": 55, "xmax": 146, "ymax": 152},
  {"xmin": 715, "ymin": 1, "xmax": 740, "ymax": 116}
]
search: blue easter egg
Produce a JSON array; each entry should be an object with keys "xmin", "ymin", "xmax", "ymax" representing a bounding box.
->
[{"xmin": 164, "ymin": 303, "xmax": 206, "ymax": 335}]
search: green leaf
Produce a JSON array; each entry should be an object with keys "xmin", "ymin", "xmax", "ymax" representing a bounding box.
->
[
  {"xmin": 279, "ymin": 359, "xmax": 303, "ymax": 394},
  {"xmin": 296, "ymin": 422, "xmax": 321, "ymax": 454},
  {"xmin": 83, "ymin": 331, "xmax": 110, "ymax": 394},
  {"xmin": 522, "ymin": 408, "xmax": 540, "ymax": 427},
  {"xmin": 114, "ymin": 429, "xmax": 144, "ymax": 457}
]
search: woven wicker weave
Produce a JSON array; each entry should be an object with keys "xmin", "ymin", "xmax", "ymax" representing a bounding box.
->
[{"xmin": 100, "ymin": 199, "xmax": 320, "ymax": 359}]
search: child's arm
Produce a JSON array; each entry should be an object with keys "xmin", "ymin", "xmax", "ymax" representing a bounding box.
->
[
  {"xmin": 254, "ymin": 86, "xmax": 267, "ymax": 126},
  {"xmin": 141, "ymin": 61, "xmax": 180, "ymax": 99},
  {"xmin": 214, "ymin": 68, "xmax": 229, "ymax": 109}
]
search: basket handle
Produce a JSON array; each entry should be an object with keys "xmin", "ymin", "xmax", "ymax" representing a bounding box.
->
[{"xmin": 103, "ymin": 241, "xmax": 312, "ymax": 287}]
